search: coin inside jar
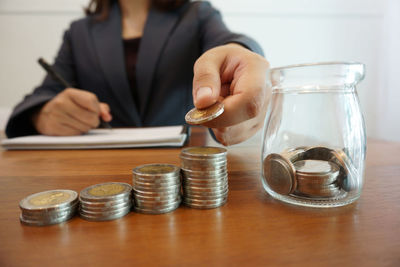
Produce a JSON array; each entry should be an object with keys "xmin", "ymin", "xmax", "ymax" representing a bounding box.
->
[
  {"xmin": 185, "ymin": 102, "xmax": 224, "ymax": 125},
  {"xmin": 263, "ymin": 153, "xmax": 297, "ymax": 195},
  {"xmin": 293, "ymin": 159, "xmax": 340, "ymax": 176}
]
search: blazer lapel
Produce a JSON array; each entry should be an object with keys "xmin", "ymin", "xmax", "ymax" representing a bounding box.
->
[
  {"xmin": 91, "ymin": 4, "xmax": 142, "ymax": 126},
  {"xmin": 136, "ymin": 7, "xmax": 180, "ymax": 116}
]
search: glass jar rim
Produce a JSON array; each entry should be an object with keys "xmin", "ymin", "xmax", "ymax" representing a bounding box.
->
[{"xmin": 270, "ymin": 61, "xmax": 364, "ymax": 72}]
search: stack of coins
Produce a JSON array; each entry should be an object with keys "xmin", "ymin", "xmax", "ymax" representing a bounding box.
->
[
  {"xmin": 132, "ymin": 164, "xmax": 181, "ymax": 214},
  {"xmin": 180, "ymin": 147, "xmax": 228, "ymax": 209},
  {"xmin": 19, "ymin": 189, "xmax": 78, "ymax": 226},
  {"xmin": 79, "ymin": 182, "xmax": 132, "ymax": 221},
  {"xmin": 293, "ymin": 159, "xmax": 341, "ymax": 197}
]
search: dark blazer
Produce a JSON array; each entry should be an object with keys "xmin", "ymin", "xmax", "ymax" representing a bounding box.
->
[{"xmin": 6, "ymin": 1, "xmax": 263, "ymax": 138}]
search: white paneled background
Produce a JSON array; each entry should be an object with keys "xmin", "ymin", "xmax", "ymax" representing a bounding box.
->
[{"xmin": 0, "ymin": 0, "xmax": 398, "ymax": 141}]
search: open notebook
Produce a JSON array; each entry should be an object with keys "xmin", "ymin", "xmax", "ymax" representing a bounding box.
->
[{"xmin": 1, "ymin": 125, "xmax": 187, "ymax": 150}]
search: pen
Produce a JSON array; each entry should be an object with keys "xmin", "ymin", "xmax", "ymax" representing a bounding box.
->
[{"xmin": 38, "ymin": 58, "xmax": 112, "ymax": 129}]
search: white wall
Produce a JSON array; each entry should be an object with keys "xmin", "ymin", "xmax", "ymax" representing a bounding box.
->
[{"xmin": 0, "ymin": 0, "xmax": 397, "ymax": 142}]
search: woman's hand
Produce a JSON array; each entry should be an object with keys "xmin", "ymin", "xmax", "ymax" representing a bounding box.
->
[{"xmin": 32, "ymin": 88, "xmax": 112, "ymax": 136}]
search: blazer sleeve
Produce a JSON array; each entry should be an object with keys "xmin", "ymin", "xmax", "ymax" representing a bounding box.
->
[
  {"xmin": 5, "ymin": 29, "xmax": 77, "ymax": 138},
  {"xmin": 197, "ymin": 1, "xmax": 264, "ymax": 56}
]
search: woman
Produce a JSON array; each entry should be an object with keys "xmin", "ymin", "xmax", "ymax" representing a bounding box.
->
[{"xmin": 6, "ymin": 0, "xmax": 269, "ymax": 145}]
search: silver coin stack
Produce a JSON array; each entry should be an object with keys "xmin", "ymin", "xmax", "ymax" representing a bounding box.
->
[
  {"xmin": 132, "ymin": 164, "xmax": 181, "ymax": 214},
  {"xmin": 19, "ymin": 189, "xmax": 78, "ymax": 226},
  {"xmin": 79, "ymin": 182, "xmax": 132, "ymax": 221},
  {"xmin": 180, "ymin": 146, "xmax": 228, "ymax": 209},
  {"xmin": 293, "ymin": 159, "xmax": 341, "ymax": 197}
]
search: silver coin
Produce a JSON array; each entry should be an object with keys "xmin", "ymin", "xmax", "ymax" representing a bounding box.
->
[
  {"xmin": 80, "ymin": 201, "xmax": 131, "ymax": 212},
  {"xmin": 20, "ymin": 212, "xmax": 75, "ymax": 226},
  {"xmin": 294, "ymin": 159, "xmax": 340, "ymax": 176},
  {"xmin": 132, "ymin": 186, "xmax": 181, "ymax": 195},
  {"xmin": 181, "ymin": 165, "xmax": 227, "ymax": 172},
  {"xmin": 183, "ymin": 179, "xmax": 228, "ymax": 188},
  {"xmin": 79, "ymin": 182, "xmax": 132, "ymax": 202},
  {"xmin": 183, "ymin": 199, "xmax": 227, "ymax": 209},
  {"xmin": 182, "ymin": 171, "xmax": 228, "ymax": 179},
  {"xmin": 79, "ymin": 205, "xmax": 131, "ymax": 217},
  {"xmin": 79, "ymin": 208, "xmax": 131, "ymax": 221},
  {"xmin": 133, "ymin": 183, "xmax": 181, "ymax": 192},
  {"xmin": 21, "ymin": 202, "xmax": 78, "ymax": 217},
  {"xmin": 134, "ymin": 193, "xmax": 180, "ymax": 200},
  {"xmin": 79, "ymin": 196, "xmax": 131, "ymax": 208},
  {"xmin": 182, "ymin": 168, "xmax": 227, "ymax": 176},
  {"xmin": 182, "ymin": 183, "xmax": 228, "ymax": 192},
  {"xmin": 183, "ymin": 196, "xmax": 227, "ymax": 205},
  {"xmin": 183, "ymin": 189, "xmax": 228, "ymax": 200},
  {"xmin": 21, "ymin": 200, "xmax": 78, "ymax": 216},
  {"xmin": 133, "ymin": 178, "xmax": 181, "ymax": 186},
  {"xmin": 297, "ymin": 182, "xmax": 339, "ymax": 192},
  {"xmin": 297, "ymin": 174, "xmax": 338, "ymax": 185},
  {"xmin": 134, "ymin": 196, "xmax": 181, "ymax": 206},
  {"xmin": 134, "ymin": 202, "xmax": 180, "ymax": 214},
  {"xmin": 21, "ymin": 208, "xmax": 76, "ymax": 221},
  {"xmin": 296, "ymin": 184, "xmax": 341, "ymax": 198},
  {"xmin": 134, "ymin": 199, "xmax": 181, "ymax": 208},
  {"xmin": 263, "ymin": 153, "xmax": 297, "ymax": 195}
]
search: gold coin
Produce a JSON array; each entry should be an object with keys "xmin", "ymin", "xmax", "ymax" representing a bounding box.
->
[
  {"xmin": 135, "ymin": 164, "xmax": 178, "ymax": 174},
  {"xmin": 182, "ymin": 146, "xmax": 227, "ymax": 155},
  {"xmin": 28, "ymin": 191, "xmax": 72, "ymax": 207},
  {"xmin": 88, "ymin": 184, "xmax": 126, "ymax": 197},
  {"xmin": 185, "ymin": 102, "xmax": 224, "ymax": 125}
]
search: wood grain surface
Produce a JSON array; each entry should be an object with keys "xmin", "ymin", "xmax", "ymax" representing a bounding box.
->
[{"xmin": 0, "ymin": 127, "xmax": 399, "ymax": 266}]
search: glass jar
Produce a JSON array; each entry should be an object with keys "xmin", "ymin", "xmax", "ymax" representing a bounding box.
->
[{"xmin": 261, "ymin": 62, "xmax": 366, "ymax": 207}]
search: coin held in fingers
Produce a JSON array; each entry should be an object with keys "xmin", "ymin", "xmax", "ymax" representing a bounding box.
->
[{"xmin": 185, "ymin": 102, "xmax": 224, "ymax": 125}]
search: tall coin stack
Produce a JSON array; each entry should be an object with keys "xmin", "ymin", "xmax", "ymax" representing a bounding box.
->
[
  {"xmin": 19, "ymin": 189, "xmax": 78, "ymax": 226},
  {"xmin": 132, "ymin": 164, "xmax": 181, "ymax": 214},
  {"xmin": 180, "ymin": 147, "xmax": 228, "ymax": 209},
  {"xmin": 79, "ymin": 182, "xmax": 132, "ymax": 221}
]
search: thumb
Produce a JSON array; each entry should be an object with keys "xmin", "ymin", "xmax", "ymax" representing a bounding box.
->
[
  {"xmin": 192, "ymin": 51, "xmax": 222, "ymax": 109},
  {"xmin": 99, "ymin": 102, "xmax": 112, "ymax": 122}
]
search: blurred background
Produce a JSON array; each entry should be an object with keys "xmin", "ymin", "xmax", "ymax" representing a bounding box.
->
[{"xmin": 0, "ymin": 0, "xmax": 399, "ymax": 142}]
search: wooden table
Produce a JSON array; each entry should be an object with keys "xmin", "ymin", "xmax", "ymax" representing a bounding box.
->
[{"xmin": 0, "ymin": 128, "xmax": 399, "ymax": 266}]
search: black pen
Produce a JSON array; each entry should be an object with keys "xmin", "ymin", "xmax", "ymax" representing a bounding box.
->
[{"xmin": 38, "ymin": 58, "xmax": 112, "ymax": 129}]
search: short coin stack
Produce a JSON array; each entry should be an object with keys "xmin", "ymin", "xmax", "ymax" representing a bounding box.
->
[
  {"xmin": 293, "ymin": 159, "xmax": 341, "ymax": 197},
  {"xmin": 79, "ymin": 182, "xmax": 132, "ymax": 221},
  {"xmin": 180, "ymin": 146, "xmax": 228, "ymax": 209},
  {"xmin": 132, "ymin": 164, "xmax": 181, "ymax": 214},
  {"xmin": 19, "ymin": 189, "xmax": 78, "ymax": 226}
]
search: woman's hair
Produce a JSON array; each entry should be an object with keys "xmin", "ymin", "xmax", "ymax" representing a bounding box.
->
[{"xmin": 85, "ymin": 0, "xmax": 188, "ymax": 21}]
